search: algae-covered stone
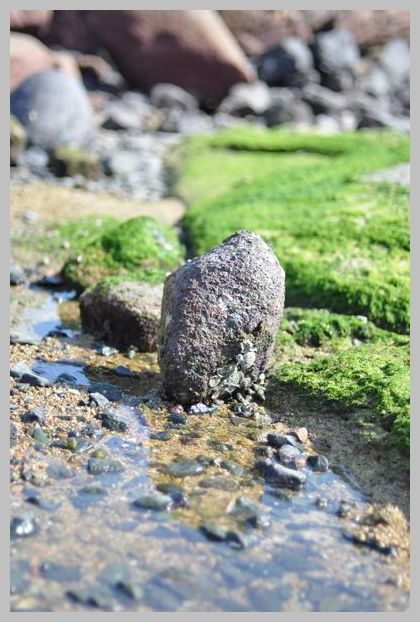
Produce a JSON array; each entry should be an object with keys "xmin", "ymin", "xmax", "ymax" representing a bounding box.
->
[
  {"xmin": 49, "ymin": 145, "xmax": 103, "ymax": 179},
  {"xmin": 80, "ymin": 279, "xmax": 163, "ymax": 351},
  {"xmin": 10, "ymin": 115, "xmax": 26, "ymax": 165},
  {"xmin": 159, "ymin": 230, "xmax": 285, "ymax": 405},
  {"xmin": 61, "ymin": 216, "xmax": 184, "ymax": 292}
]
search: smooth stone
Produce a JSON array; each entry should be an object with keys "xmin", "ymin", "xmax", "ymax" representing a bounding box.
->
[
  {"xmin": 40, "ymin": 562, "xmax": 81, "ymax": 582},
  {"xmin": 89, "ymin": 392, "xmax": 111, "ymax": 410},
  {"xmin": 255, "ymin": 458, "xmax": 306, "ymax": 490},
  {"xmin": 10, "ymin": 512, "xmax": 39, "ymax": 538},
  {"xmin": 133, "ymin": 493, "xmax": 173, "ymax": 511},
  {"xmin": 306, "ymin": 454, "xmax": 329, "ymax": 472},
  {"xmin": 10, "ymin": 264, "xmax": 26, "ymax": 285},
  {"xmin": 198, "ymin": 477, "xmax": 238, "ymax": 491},
  {"xmin": 87, "ymin": 458, "xmax": 124, "ymax": 475},
  {"xmin": 166, "ymin": 460, "xmax": 205, "ymax": 478},
  {"xmin": 21, "ymin": 407, "xmax": 45, "ymax": 425},
  {"xmin": 10, "ymin": 362, "xmax": 32, "ymax": 379},
  {"xmin": 47, "ymin": 463, "xmax": 75, "ymax": 480},
  {"xmin": 266, "ymin": 433, "xmax": 303, "ymax": 450},
  {"xmin": 19, "ymin": 372, "xmax": 50, "ymax": 387},
  {"xmin": 99, "ymin": 412, "xmax": 128, "ymax": 433}
]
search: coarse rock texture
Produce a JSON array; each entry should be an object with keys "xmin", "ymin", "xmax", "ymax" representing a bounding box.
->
[
  {"xmin": 11, "ymin": 69, "xmax": 94, "ymax": 149},
  {"xmin": 159, "ymin": 230, "xmax": 285, "ymax": 405},
  {"xmin": 10, "ymin": 33, "xmax": 80, "ymax": 91},
  {"xmin": 39, "ymin": 10, "xmax": 254, "ymax": 102},
  {"xmin": 80, "ymin": 279, "xmax": 163, "ymax": 352}
]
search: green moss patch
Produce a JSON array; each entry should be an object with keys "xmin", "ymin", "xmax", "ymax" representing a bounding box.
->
[
  {"xmin": 270, "ymin": 340, "xmax": 409, "ymax": 454},
  {"xmin": 179, "ymin": 128, "xmax": 409, "ymax": 333},
  {"xmin": 61, "ymin": 216, "xmax": 184, "ymax": 292}
]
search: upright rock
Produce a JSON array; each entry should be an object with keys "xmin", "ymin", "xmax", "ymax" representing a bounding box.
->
[
  {"xmin": 11, "ymin": 69, "xmax": 94, "ymax": 149},
  {"xmin": 159, "ymin": 231, "xmax": 285, "ymax": 405}
]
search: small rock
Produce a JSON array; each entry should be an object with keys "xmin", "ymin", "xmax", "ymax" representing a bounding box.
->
[
  {"xmin": 166, "ymin": 460, "xmax": 205, "ymax": 478},
  {"xmin": 218, "ymin": 81, "xmax": 271, "ymax": 116},
  {"xmin": 49, "ymin": 145, "xmax": 102, "ymax": 179},
  {"xmin": 113, "ymin": 365, "xmax": 136, "ymax": 378},
  {"xmin": 290, "ymin": 427, "xmax": 308, "ymax": 444},
  {"xmin": 99, "ymin": 411, "xmax": 128, "ymax": 433},
  {"xmin": 98, "ymin": 345, "xmax": 118, "ymax": 357},
  {"xmin": 31, "ymin": 427, "xmax": 50, "ymax": 446},
  {"xmin": 10, "ymin": 264, "xmax": 26, "ymax": 285},
  {"xmin": 10, "ymin": 361, "xmax": 32, "ymax": 379},
  {"xmin": 199, "ymin": 477, "xmax": 238, "ymax": 491},
  {"xmin": 266, "ymin": 433, "xmax": 303, "ymax": 450},
  {"xmin": 21, "ymin": 407, "xmax": 45, "ymax": 425},
  {"xmin": 167, "ymin": 412, "xmax": 187, "ymax": 425},
  {"xmin": 200, "ymin": 523, "xmax": 228, "ymax": 542},
  {"xmin": 150, "ymin": 83, "xmax": 198, "ymax": 111},
  {"xmin": 87, "ymin": 458, "xmax": 125, "ymax": 475},
  {"xmin": 10, "ymin": 512, "xmax": 39, "ymax": 539},
  {"xmin": 257, "ymin": 37, "xmax": 315, "ymax": 87},
  {"xmin": 255, "ymin": 458, "xmax": 306, "ymax": 490},
  {"xmin": 40, "ymin": 562, "xmax": 81, "ymax": 582},
  {"xmin": 277, "ymin": 444, "xmax": 303, "ymax": 467},
  {"xmin": 19, "ymin": 372, "xmax": 50, "ymax": 388},
  {"xmin": 47, "ymin": 463, "xmax": 75, "ymax": 480},
  {"xmin": 133, "ymin": 492, "xmax": 173, "ymax": 511},
  {"xmin": 89, "ymin": 392, "xmax": 111, "ymax": 410},
  {"xmin": 306, "ymin": 454, "xmax": 329, "ymax": 472},
  {"xmin": 188, "ymin": 403, "xmax": 215, "ymax": 415}
]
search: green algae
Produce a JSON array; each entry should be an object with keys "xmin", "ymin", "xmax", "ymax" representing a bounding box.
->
[
  {"xmin": 269, "ymin": 340, "xmax": 409, "ymax": 453},
  {"xmin": 61, "ymin": 216, "xmax": 184, "ymax": 292},
  {"xmin": 179, "ymin": 128, "xmax": 409, "ymax": 333}
]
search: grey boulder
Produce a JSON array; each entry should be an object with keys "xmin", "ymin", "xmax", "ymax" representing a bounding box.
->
[
  {"xmin": 159, "ymin": 230, "xmax": 285, "ymax": 405},
  {"xmin": 11, "ymin": 69, "xmax": 95, "ymax": 149}
]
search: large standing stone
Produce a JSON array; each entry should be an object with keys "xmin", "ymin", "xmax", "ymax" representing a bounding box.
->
[
  {"xmin": 80, "ymin": 280, "xmax": 163, "ymax": 352},
  {"xmin": 159, "ymin": 231, "xmax": 285, "ymax": 405},
  {"xmin": 11, "ymin": 69, "xmax": 94, "ymax": 149}
]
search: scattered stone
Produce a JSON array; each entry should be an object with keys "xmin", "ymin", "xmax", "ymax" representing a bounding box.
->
[
  {"xmin": 219, "ymin": 460, "xmax": 246, "ymax": 477},
  {"xmin": 306, "ymin": 454, "xmax": 329, "ymax": 472},
  {"xmin": 313, "ymin": 29, "xmax": 359, "ymax": 91},
  {"xmin": 188, "ymin": 403, "xmax": 215, "ymax": 415},
  {"xmin": 315, "ymin": 496, "xmax": 328, "ymax": 509},
  {"xmin": 98, "ymin": 345, "xmax": 118, "ymax": 357},
  {"xmin": 10, "ymin": 264, "xmax": 26, "ymax": 285},
  {"xmin": 166, "ymin": 460, "xmax": 205, "ymax": 478},
  {"xmin": 290, "ymin": 427, "xmax": 309, "ymax": 444},
  {"xmin": 255, "ymin": 458, "xmax": 306, "ymax": 490},
  {"xmin": 19, "ymin": 372, "xmax": 51, "ymax": 387},
  {"xmin": 156, "ymin": 483, "xmax": 188, "ymax": 507},
  {"xmin": 159, "ymin": 231, "xmax": 285, "ymax": 404},
  {"xmin": 200, "ymin": 523, "xmax": 228, "ymax": 542},
  {"xmin": 21, "ymin": 407, "xmax": 45, "ymax": 425},
  {"xmin": 379, "ymin": 38, "xmax": 410, "ymax": 87},
  {"xmin": 10, "ymin": 362, "xmax": 33, "ymax": 380},
  {"xmin": 199, "ymin": 476, "xmax": 238, "ymax": 491},
  {"xmin": 47, "ymin": 463, "xmax": 75, "ymax": 480},
  {"xmin": 31, "ymin": 427, "xmax": 50, "ymax": 446},
  {"xmin": 133, "ymin": 492, "xmax": 173, "ymax": 511},
  {"xmin": 219, "ymin": 81, "xmax": 271, "ymax": 116},
  {"xmin": 114, "ymin": 365, "xmax": 136, "ymax": 378},
  {"xmin": 80, "ymin": 281, "xmax": 163, "ymax": 352},
  {"xmin": 11, "ymin": 69, "xmax": 95, "ymax": 149},
  {"xmin": 99, "ymin": 411, "xmax": 128, "ymax": 433},
  {"xmin": 40, "ymin": 562, "xmax": 81, "ymax": 582},
  {"xmin": 208, "ymin": 440, "xmax": 233, "ymax": 453},
  {"xmin": 277, "ymin": 444, "xmax": 304, "ymax": 467},
  {"xmin": 10, "ymin": 512, "xmax": 39, "ymax": 539},
  {"xmin": 87, "ymin": 458, "xmax": 125, "ymax": 475},
  {"xmin": 167, "ymin": 412, "xmax": 187, "ymax": 425},
  {"xmin": 150, "ymin": 83, "xmax": 198, "ymax": 111},
  {"xmin": 150, "ymin": 431, "xmax": 172, "ymax": 441},
  {"xmin": 49, "ymin": 145, "xmax": 102, "ymax": 179},
  {"xmin": 89, "ymin": 392, "xmax": 111, "ymax": 410},
  {"xmin": 266, "ymin": 433, "xmax": 303, "ymax": 450},
  {"xmin": 257, "ymin": 37, "xmax": 315, "ymax": 86}
]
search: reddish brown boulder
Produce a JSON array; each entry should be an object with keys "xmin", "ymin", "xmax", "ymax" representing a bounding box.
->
[
  {"xmin": 10, "ymin": 33, "xmax": 80, "ymax": 91},
  {"xmin": 10, "ymin": 10, "xmax": 52, "ymax": 35},
  {"xmin": 335, "ymin": 11, "xmax": 410, "ymax": 49}
]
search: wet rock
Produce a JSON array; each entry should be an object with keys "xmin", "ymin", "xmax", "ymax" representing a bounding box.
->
[
  {"xmin": 218, "ymin": 81, "xmax": 271, "ymax": 116},
  {"xmin": 219, "ymin": 460, "xmax": 246, "ymax": 477},
  {"xmin": 266, "ymin": 433, "xmax": 303, "ymax": 451},
  {"xmin": 98, "ymin": 411, "xmax": 128, "ymax": 433},
  {"xmin": 255, "ymin": 458, "xmax": 306, "ymax": 490},
  {"xmin": 156, "ymin": 483, "xmax": 188, "ymax": 507},
  {"xmin": 277, "ymin": 444, "xmax": 304, "ymax": 467},
  {"xmin": 40, "ymin": 562, "xmax": 81, "ymax": 582},
  {"xmin": 167, "ymin": 412, "xmax": 187, "ymax": 425},
  {"xmin": 306, "ymin": 454, "xmax": 329, "ymax": 472},
  {"xmin": 89, "ymin": 392, "xmax": 111, "ymax": 410},
  {"xmin": 11, "ymin": 69, "xmax": 95, "ymax": 149},
  {"xmin": 200, "ymin": 523, "xmax": 255, "ymax": 548},
  {"xmin": 227, "ymin": 495, "xmax": 268, "ymax": 528},
  {"xmin": 21, "ymin": 406, "xmax": 45, "ymax": 425},
  {"xmin": 87, "ymin": 458, "xmax": 125, "ymax": 475},
  {"xmin": 80, "ymin": 281, "xmax": 163, "ymax": 352},
  {"xmin": 31, "ymin": 427, "xmax": 50, "ymax": 446},
  {"xmin": 67, "ymin": 585, "xmax": 116, "ymax": 610},
  {"xmin": 208, "ymin": 440, "xmax": 233, "ymax": 453},
  {"xmin": 133, "ymin": 492, "xmax": 173, "ymax": 511},
  {"xmin": 24, "ymin": 489, "xmax": 60, "ymax": 511},
  {"xmin": 150, "ymin": 431, "xmax": 172, "ymax": 441},
  {"xmin": 200, "ymin": 523, "xmax": 229, "ymax": 542},
  {"xmin": 19, "ymin": 372, "xmax": 51, "ymax": 388},
  {"xmin": 10, "ymin": 560, "xmax": 30, "ymax": 595},
  {"xmin": 10, "ymin": 511, "xmax": 39, "ymax": 539},
  {"xmin": 199, "ymin": 476, "xmax": 238, "ymax": 491},
  {"xmin": 10, "ymin": 362, "xmax": 34, "ymax": 380},
  {"xmin": 166, "ymin": 460, "xmax": 205, "ymax": 478},
  {"xmin": 10, "ymin": 263, "xmax": 26, "ymax": 285},
  {"xmin": 47, "ymin": 463, "xmax": 75, "ymax": 480},
  {"xmin": 159, "ymin": 231, "xmax": 285, "ymax": 404},
  {"xmin": 150, "ymin": 83, "xmax": 198, "ymax": 112}
]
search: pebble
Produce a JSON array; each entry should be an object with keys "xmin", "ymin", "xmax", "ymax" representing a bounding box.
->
[
  {"xmin": 150, "ymin": 431, "xmax": 172, "ymax": 441},
  {"xmin": 20, "ymin": 372, "xmax": 51, "ymax": 388},
  {"xmin": 198, "ymin": 477, "xmax": 238, "ymax": 491},
  {"xmin": 306, "ymin": 454, "xmax": 329, "ymax": 472},
  {"xmin": 98, "ymin": 345, "xmax": 118, "ymax": 356},
  {"xmin": 114, "ymin": 365, "xmax": 136, "ymax": 378},
  {"xmin": 266, "ymin": 433, "xmax": 304, "ymax": 451},
  {"xmin": 156, "ymin": 483, "xmax": 188, "ymax": 507},
  {"xmin": 133, "ymin": 492, "xmax": 173, "ymax": 511},
  {"xmin": 99, "ymin": 411, "xmax": 128, "ymax": 433},
  {"xmin": 255, "ymin": 458, "xmax": 307, "ymax": 490},
  {"xmin": 277, "ymin": 444, "xmax": 305, "ymax": 468},
  {"xmin": 10, "ymin": 362, "xmax": 32, "ymax": 380},
  {"xmin": 166, "ymin": 460, "xmax": 205, "ymax": 478},
  {"xmin": 219, "ymin": 460, "xmax": 246, "ymax": 477},
  {"xmin": 21, "ymin": 407, "xmax": 45, "ymax": 425},
  {"xmin": 87, "ymin": 458, "xmax": 125, "ymax": 475},
  {"xmin": 89, "ymin": 392, "xmax": 111, "ymax": 410},
  {"xmin": 40, "ymin": 562, "xmax": 81, "ymax": 582},
  {"xmin": 10, "ymin": 512, "xmax": 39, "ymax": 538},
  {"xmin": 31, "ymin": 427, "xmax": 50, "ymax": 446},
  {"xmin": 290, "ymin": 427, "xmax": 309, "ymax": 444},
  {"xmin": 188, "ymin": 403, "xmax": 215, "ymax": 415},
  {"xmin": 166, "ymin": 412, "xmax": 187, "ymax": 425},
  {"xmin": 47, "ymin": 463, "xmax": 75, "ymax": 479},
  {"xmin": 10, "ymin": 264, "xmax": 26, "ymax": 285}
]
